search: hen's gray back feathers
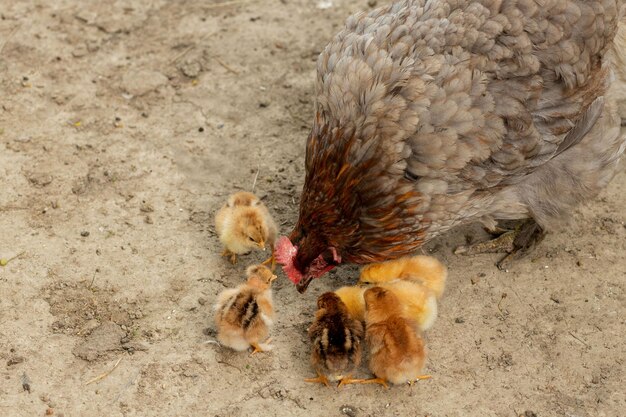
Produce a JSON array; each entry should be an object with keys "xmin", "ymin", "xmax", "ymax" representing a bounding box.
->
[{"xmin": 314, "ymin": 0, "xmax": 625, "ymax": 236}]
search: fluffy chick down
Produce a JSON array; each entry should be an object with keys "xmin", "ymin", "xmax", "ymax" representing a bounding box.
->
[
  {"xmin": 307, "ymin": 292, "xmax": 364, "ymax": 385},
  {"xmin": 359, "ymin": 255, "xmax": 447, "ymax": 299},
  {"xmin": 363, "ymin": 286, "xmax": 428, "ymax": 386},
  {"xmin": 213, "ymin": 264, "xmax": 276, "ymax": 353},
  {"xmin": 215, "ymin": 191, "xmax": 278, "ymax": 264}
]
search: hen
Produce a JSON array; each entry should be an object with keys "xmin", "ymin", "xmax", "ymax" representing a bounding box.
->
[{"xmin": 281, "ymin": 0, "xmax": 626, "ymax": 291}]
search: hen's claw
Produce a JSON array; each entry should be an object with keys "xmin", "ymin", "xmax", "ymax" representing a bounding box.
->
[
  {"xmin": 454, "ymin": 230, "xmax": 516, "ymax": 255},
  {"xmin": 454, "ymin": 219, "xmax": 545, "ymax": 270}
]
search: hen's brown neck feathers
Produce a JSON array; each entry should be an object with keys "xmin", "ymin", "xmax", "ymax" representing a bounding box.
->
[{"xmin": 293, "ymin": 114, "xmax": 427, "ymax": 267}]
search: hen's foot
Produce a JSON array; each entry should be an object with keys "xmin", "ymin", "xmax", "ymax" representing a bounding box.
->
[
  {"xmin": 304, "ymin": 373, "xmax": 330, "ymax": 387},
  {"xmin": 454, "ymin": 219, "xmax": 545, "ymax": 271}
]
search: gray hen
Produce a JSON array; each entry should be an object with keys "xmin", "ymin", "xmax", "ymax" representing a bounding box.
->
[{"xmin": 281, "ymin": 0, "xmax": 626, "ymax": 291}]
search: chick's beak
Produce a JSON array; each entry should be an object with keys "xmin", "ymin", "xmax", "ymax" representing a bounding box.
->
[{"xmin": 270, "ymin": 274, "xmax": 277, "ymax": 282}]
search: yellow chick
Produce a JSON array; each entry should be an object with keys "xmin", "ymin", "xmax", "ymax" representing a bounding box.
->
[
  {"xmin": 378, "ymin": 280, "xmax": 438, "ymax": 331},
  {"xmin": 359, "ymin": 255, "xmax": 447, "ymax": 299},
  {"xmin": 335, "ymin": 281, "xmax": 437, "ymax": 331},
  {"xmin": 215, "ymin": 191, "xmax": 278, "ymax": 265},
  {"xmin": 359, "ymin": 286, "xmax": 431, "ymax": 387},
  {"xmin": 333, "ymin": 286, "xmax": 367, "ymax": 322},
  {"xmin": 213, "ymin": 264, "xmax": 276, "ymax": 354}
]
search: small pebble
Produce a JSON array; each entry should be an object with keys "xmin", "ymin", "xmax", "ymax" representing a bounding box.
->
[
  {"xmin": 340, "ymin": 405, "xmax": 357, "ymax": 417},
  {"xmin": 80, "ymin": 231, "xmax": 90, "ymax": 237},
  {"xmin": 7, "ymin": 356, "xmax": 25, "ymax": 366}
]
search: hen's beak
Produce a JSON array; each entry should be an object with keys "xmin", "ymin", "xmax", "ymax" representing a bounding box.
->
[
  {"xmin": 258, "ymin": 240, "xmax": 266, "ymax": 250},
  {"xmin": 296, "ymin": 274, "xmax": 314, "ymax": 293}
]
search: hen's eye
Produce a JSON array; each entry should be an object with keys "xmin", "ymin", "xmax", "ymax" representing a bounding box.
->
[{"xmin": 248, "ymin": 237, "xmax": 255, "ymax": 242}]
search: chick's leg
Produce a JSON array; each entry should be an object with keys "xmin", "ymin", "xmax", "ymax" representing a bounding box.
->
[
  {"xmin": 337, "ymin": 375, "xmax": 366, "ymax": 387},
  {"xmin": 407, "ymin": 375, "xmax": 432, "ymax": 385},
  {"xmin": 454, "ymin": 219, "xmax": 545, "ymax": 270},
  {"xmin": 354, "ymin": 378, "xmax": 389, "ymax": 388},
  {"xmin": 221, "ymin": 249, "xmax": 237, "ymax": 265},
  {"xmin": 304, "ymin": 371, "xmax": 331, "ymax": 387},
  {"xmin": 250, "ymin": 339, "xmax": 272, "ymax": 355},
  {"xmin": 261, "ymin": 252, "xmax": 276, "ymax": 271}
]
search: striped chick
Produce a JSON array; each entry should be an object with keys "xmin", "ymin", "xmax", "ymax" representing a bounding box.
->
[
  {"xmin": 214, "ymin": 264, "xmax": 276, "ymax": 354},
  {"xmin": 305, "ymin": 292, "xmax": 364, "ymax": 387}
]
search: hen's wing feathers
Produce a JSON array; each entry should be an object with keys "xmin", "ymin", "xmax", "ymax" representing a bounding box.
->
[
  {"xmin": 316, "ymin": 0, "xmax": 618, "ymax": 186},
  {"xmin": 554, "ymin": 96, "xmax": 605, "ymax": 156}
]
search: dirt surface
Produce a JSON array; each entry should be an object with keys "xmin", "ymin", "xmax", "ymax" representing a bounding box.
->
[{"xmin": 1, "ymin": 1, "xmax": 625, "ymax": 416}]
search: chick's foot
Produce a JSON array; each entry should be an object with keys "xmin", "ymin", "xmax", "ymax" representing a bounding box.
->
[
  {"xmin": 337, "ymin": 376, "xmax": 364, "ymax": 388},
  {"xmin": 250, "ymin": 340, "xmax": 272, "ymax": 355},
  {"xmin": 221, "ymin": 249, "xmax": 237, "ymax": 265},
  {"xmin": 304, "ymin": 373, "xmax": 331, "ymax": 387},
  {"xmin": 407, "ymin": 375, "xmax": 432, "ymax": 385},
  {"xmin": 355, "ymin": 377, "xmax": 389, "ymax": 388},
  {"xmin": 261, "ymin": 253, "xmax": 276, "ymax": 271},
  {"xmin": 454, "ymin": 219, "xmax": 545, "ymax": 270}
]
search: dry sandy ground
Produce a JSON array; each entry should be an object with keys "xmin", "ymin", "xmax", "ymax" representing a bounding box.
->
[{"xmin": 0, "ymin": 1, "xmax": 625, "ymax": 416}]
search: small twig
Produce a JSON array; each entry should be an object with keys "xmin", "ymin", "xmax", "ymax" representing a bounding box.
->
[
  {"xmin": 169, "ymin": 44, "xmax": 196, "ymax": 64},
  {"xmin": 568, "ymin": 331, "xmax": 590, "ymax": 348},
  {"xmin": 110, "ymin": 371, "xmax": 141, "ymax": 405},
  {"xmin": 0, "ymin": 251, "xmax": 26, "ymax": 266},
  {"xmin": 204, "ymin": 0, "xmax": 249, "ymax": 10},
  {"xmin": 0, "ymin": 25, "xmax": 21, "ymax": 55},
  {"xmin": 214, "ymin": 56, "xmax": 240, "ymax": 74},
  {"xmin": 202, "ymin": 339, "xmax": 221, "ymax": 346},
  {"xmin": 251, "ymin": 166, "xmax": 260, "ymax": 192},
  {"xmin": 169, "ymin": 32, "xmax": 218, "ymax": 64},
  {"xmin": 497, "ymin": 293, "xmax": 507, "ymax": 313},
  {"xmin": 85, "ymin": 355, "xmax": 124, "ymax": 385},
  {"xmin": 217, "ymin": 360, "xmax": 242, "ymax": 372},
  {"xmin": 0, "ymin": 205, "xmax": 28, "ymax": 212},
  {"xmin": 88, "ymin": 268, "xmax": 99, "ymax": 289}
]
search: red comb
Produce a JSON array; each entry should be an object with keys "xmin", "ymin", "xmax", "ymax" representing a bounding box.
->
[{"xmin": 275, "ymin": 236, "xmax": 303, "ymax": 284}]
